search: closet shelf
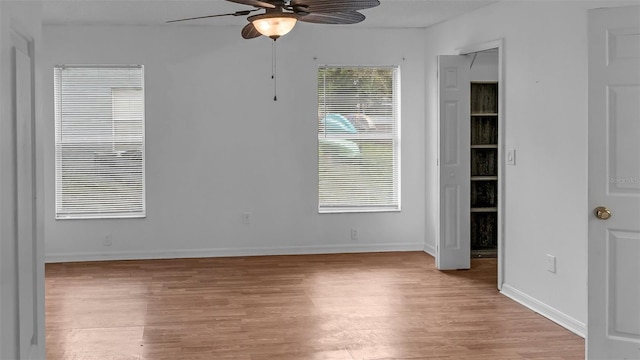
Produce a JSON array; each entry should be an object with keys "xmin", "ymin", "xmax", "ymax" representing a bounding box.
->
[
  {"xmin": 471, "ymin": 113, "xmax": 498, "ymax": 116},
  {"xmin": 471, "ymin": 144, "xmax": 498, "ymax": 149},
  {"xmin": 470, "ymin": 81, "xmax": 499, "ymax": 251},
  {"xmin": 471, "ymin": 207, "xmax": 498, "ymax": 213},
  {"xmin": 471, "ymin": 176, "xmax": 498, "ymax": 181}
]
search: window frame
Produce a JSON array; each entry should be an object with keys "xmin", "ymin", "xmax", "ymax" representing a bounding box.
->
[
  {"xmin": 317, "ymin": 65, "xmax": 401, "ymax": 214},
  {"xmin": 54, "ymin": 64, "xmax": 146, "ymax": 220}
]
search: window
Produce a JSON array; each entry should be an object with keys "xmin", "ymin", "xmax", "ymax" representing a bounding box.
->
[
  {"xmin": 317, "ymin": 66, "xmax": 400, "ymax": 213},
  {"xmin": 54, "ymin": 65, "xmax": 145, "ymax": 219}
]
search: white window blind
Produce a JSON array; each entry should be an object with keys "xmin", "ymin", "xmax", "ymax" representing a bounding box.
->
[
  {"xmin": 318, "ymin": 66, "xmax": 400, "ymax": 213},
  {"xmin": 54, "ymin": 65, "xmax": 145, "ymax": 219}
]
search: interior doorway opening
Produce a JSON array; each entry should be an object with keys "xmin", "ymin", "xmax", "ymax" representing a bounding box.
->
[
  {"xmin": 459, "ymin": 42, "xmax": 503, "ymax": 289},
  {"xmin": 434, "ymin": 40, "xmax": 503, "ymax": 288},
  {"xmin": 468, "ymin": 49, "xmax": 499, "ymax": 259}
]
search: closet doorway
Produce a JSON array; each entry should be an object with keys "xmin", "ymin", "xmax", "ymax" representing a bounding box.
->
[
  {"xmin": 468, "ymin": 49, "xmax": 499, "ymax": 259},
  {"xmin": 437, "ymin": 40, "xmax": 504, "ymax": 290}
]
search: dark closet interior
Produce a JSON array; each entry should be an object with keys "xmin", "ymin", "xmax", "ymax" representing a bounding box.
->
[{"xmin": 470, "ymin": 82, "xmax": 498, "ymax": 257}]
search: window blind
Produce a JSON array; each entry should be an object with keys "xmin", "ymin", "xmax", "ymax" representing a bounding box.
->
[
  {"xmin": 317, "ymin": 66, "xmax": 400, "ymax": 213},
  {"xmin": 54, "ymin": 65, "xmax": 145, "ymax": 219}
]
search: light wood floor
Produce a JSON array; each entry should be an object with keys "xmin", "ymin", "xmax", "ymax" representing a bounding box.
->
[{"xmin": 45, "ymin": 252, "xmax": 584, "ymax": 359}]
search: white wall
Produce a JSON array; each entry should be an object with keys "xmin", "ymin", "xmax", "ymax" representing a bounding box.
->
[
  {"xmin": 470, "ymin": 50, "xmax": 498, "ymax": 82},
  {"xmin": 42, "ymin": 25, "xmax": 427, "ymax": 261},
  {"xmin": 423, "ymin": 0, "xmax": 639, "ymax": 335}
]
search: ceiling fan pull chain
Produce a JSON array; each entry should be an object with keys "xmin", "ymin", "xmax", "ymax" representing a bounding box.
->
[
  {"xmin": 272, "ymin": 40, "xmax": 278, "ymax": 101},
  {"xmin": 272, "ymin": 39, "xmax": 278, "ymax": 101}
]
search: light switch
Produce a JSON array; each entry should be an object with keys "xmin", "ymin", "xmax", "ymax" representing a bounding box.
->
[
  {"xmin": 546, "ymin": 254, "xmax": 556, "ymax": 273},
  {"xmin": 507, "ymin": 149, "xmax": 516, "ymax": 165}
]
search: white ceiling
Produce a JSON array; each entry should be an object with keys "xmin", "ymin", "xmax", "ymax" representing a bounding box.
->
[{"xmin": 42, "ymin": 0, "xmax": 497, "ymax": 28}]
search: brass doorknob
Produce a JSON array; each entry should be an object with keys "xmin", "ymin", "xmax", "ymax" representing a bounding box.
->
[{"xmin": 594, "ymin": 206, "xmax": 612, "ymax": 220}]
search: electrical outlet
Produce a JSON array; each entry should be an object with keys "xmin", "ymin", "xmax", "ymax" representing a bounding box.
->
[
  {"xmin": 103, "ymin": 235, "xmax": 112, "ymax": 247},
  {"xmin": 241, "ymin": 212, "xmax": 251, "ymax": 225},
  {"xmin": 350, "ymin": 228, "xmax": 358, "ymax": 241},
  {"xmin": 546, "ymin": 254, "xmax": 556, "ymax": 273}
]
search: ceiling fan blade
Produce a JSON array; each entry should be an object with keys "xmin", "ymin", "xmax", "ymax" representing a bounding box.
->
[
  {"xmin": 166, "ymin": 10, "xmax": 255, "ymax": 23},
  {"xmin": 291, "ymin": 0, "xmax": 379, "ymax": 13},
  {"xmin": 297, "ymin": 11, "xmax": 365, "ymax": 25},
  {"xmin": 241, "ymin": 22, "xmax": 262, "ymax": 39},
  {"xmin": 227, "ymin": 0, "xmax": 276, "ymax": 9}
]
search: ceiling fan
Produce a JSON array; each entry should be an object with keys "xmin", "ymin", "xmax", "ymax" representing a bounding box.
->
[{"xmin": 167, "ymin": 0, "xmax": 381, "ymax": 40}]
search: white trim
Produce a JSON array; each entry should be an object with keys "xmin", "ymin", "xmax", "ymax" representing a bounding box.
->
[
  {"xmin": 501, "ymin": 284, "xmax": 586, "ymax": 338},
  {"xmin": 45, "ymin": 242, "xmax": 425, "ymax": 263},
  {"xmin": 457, "ymin": 38, "xmax": 505, "ymax": 291},
  {"xmin": 423, "ymin": 242, "xmax": 436, "ymax": 257}
]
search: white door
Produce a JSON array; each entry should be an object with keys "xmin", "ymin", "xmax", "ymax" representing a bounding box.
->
[
  {"xmin": 587, "ymin": 5, "xmax": 640, "ymax": 359},
  {"xmin": 437, "ymin": 55, "xmax": 471, "ymax": 270}
]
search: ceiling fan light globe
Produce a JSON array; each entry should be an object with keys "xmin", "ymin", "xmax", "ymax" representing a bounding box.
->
[{"xmin": 250, "ymin": 14, "xmax": 297, "ymax": 39}]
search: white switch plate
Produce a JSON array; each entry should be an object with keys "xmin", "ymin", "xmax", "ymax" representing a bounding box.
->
[
  {"xmin": 546, "ymin": 254, "xmax": 556, "ymax": 273},
  {"xmin": 507, "ymin": 149, "xmax": 516, "ymax": 165}
]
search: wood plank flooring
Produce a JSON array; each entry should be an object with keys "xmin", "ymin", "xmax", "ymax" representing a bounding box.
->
[{"xmin": 45, "ymin": 252, "xmax": 584, "ymax": 359}]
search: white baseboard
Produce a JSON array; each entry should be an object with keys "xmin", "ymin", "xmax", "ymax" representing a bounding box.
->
[
  {"xmin": 423, "ymin": 242, "xmax": 436, "ymax": 256},
  {"xmin": 500, "ymin": 284, "xmax": 586, "ymax": 338},
  {"xmin": 45, "ymin": 242, "xmax": 425, "ymax": 263}
]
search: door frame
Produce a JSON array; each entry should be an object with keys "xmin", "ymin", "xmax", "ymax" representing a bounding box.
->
[
  {"xmin": 0, "ymin": 5, "xmax": 44, "ymax": 358},
  {"xmin": 11, "ymin": 24, "xmax": 40, "ymax": 359},
  {"xmin": 457, "ymin": 39, "xmax": 504, "ymax": 290}
]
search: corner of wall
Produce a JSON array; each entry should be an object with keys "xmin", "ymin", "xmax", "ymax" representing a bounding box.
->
[{"xmin": 423, "ymin": 242, "xmax": 435, "ymax": 257}]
